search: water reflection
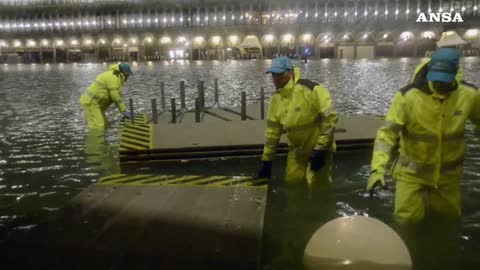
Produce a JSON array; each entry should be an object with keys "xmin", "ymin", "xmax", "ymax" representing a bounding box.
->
[
  {"xmin": 0, "ymin": 59, "xmax": 479, "ymax": 269},
  {"xmin": 84, "ymin": 128, "xmax": 120, "ymax": 176}
]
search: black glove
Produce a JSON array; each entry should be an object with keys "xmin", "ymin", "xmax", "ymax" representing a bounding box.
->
[
  {"xmin": 254, "ymin": 161, "xmax": 272, "ymax": 179},
  {"xmin": 310, "ymin": 150, "xmax": 328, "ymax": 171}
]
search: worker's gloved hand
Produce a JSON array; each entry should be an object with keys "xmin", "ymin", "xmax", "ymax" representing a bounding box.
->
[
  {"xmin": 310, "ymin": 150, "xmax": 328, "ymax": 171},
  {"xmin": 254, "ymin": 161, "xmax": 272, "ymax": 179},
  {"xmin": 367, "ymin": 170, "xmax": 386, "ymax": 198},
  {"xmin": 122, "ymin": 111, "xmax": 134, "ymax": 121}
]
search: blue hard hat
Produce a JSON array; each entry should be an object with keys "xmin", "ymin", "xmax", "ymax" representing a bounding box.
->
[
  {"xmin": 427, "ymin": 48, "xmax": 461, "ymax": 83},
  {"xmin": 266, "ymin": 56, "xmax": 294, "ymax": 74},
  {"xmin": 119, "ymin": 63, "xmax": 133, "ymax": 75}
]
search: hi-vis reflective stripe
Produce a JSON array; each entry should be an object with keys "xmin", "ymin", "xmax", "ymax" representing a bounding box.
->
[
  {"xmin": 443, "ymin": 132, "xmax": 465, "ymax": 142},
  {"xmin": 397, "ymin": 155, "xmax": 464, "ymax": 174},
  {"xmin": 403, "ymin": 130, "xmax": 437, "ymax": 142},
  {"xmin": 267, "ymin": 120, "xmax": 283, "ymax": 129},
  {"xmin": 402, "ymin": 130, "xmax": 464, "ymax": 143},
  {"xmin": 93, "ymin": 80, "xmax": 109, "ymax": 90},
  {"xmin": 385, "ymin": 120, "xmax": 403, "ymax": 133},
  {"xmin": 284, "ymin": 117, "xmax": 321, "ymax": 133},
  {"xmin": 98, "ymin": 174, "xmax": 267, "ymax": 188},
  {"xmin": 265, "ymin": 137, "xmax": 280, "ymax": 147},
  {"xmin": 119, "ymin": 114, "xmax": 152, "ymax": 151},
  {"xmin": 374, "ymin": 141, "xmax": 395, "ymax": 153}
]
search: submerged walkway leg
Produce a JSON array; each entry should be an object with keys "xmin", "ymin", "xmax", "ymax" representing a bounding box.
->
[{"xmin": 171, "ymin": 98, "xmax": 177, "ymax": 124}]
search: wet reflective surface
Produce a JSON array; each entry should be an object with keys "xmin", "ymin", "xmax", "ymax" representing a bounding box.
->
[{"xmin": 0, "ymin": 58, "xmax": 479, "ymax": 269}]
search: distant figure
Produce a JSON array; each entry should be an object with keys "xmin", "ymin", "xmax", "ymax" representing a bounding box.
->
[
  {"xmin": 255, "ymin": 56, "xmax": 338, "ymax": 186},
  {"xmin": 367, "ymin": 48, "xmax": 480, "ymax": 222},
  {"xmin": 79, "ymin": 63, "xmax": 134, "ymax": 130}
]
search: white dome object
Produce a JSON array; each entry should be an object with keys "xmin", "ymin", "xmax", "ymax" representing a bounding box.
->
[{"xmin": 304, "ymin": 216, "xmax": 412, "ymax": 270}]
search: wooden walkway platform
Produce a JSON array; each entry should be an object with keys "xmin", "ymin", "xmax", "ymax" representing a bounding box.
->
[
  {"xmin": 118, "ymin": 103, "xmax": 383, "ymax": 164},
  {"xmin": 4, "ymin": 175, "xmax": 267, "ymax": 270}
]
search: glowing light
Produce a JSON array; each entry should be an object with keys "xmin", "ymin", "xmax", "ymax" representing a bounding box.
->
[
  {"xmin": 383, "ymin": 33, "xmax": 389, "ymax": 39},
  {"xmin": 160, "ymin": 36, "xmax": 172, "ymax": 44},
  {"xmin": 421, "ymin": 31, "xmax": 435, "ymax": 39},
  {"xmin": 283, "ymin": 34, "xmax": 293, "ymax": 42},
  {"xmin": 395, "ymin": 9, "xmax": 399, "ymax": 15},
  {"xmin": 363, "ymin": 34, "xmax": 368, "ymax": 39},
  {"xmin": 100, "ymin": 39, "xmax": 106, "ymax": 45},
  {"xmin": 194, "ymin": 36, "xmax": 204, "ymax": 44},
  {"xmin": 462, "ymin": 6, "xmax": 466, "ymax": 12},
  {"xmin": 212, "ymin": 36, "xmax": 221, "ymax": 45},
  {"xmin": 466, "ymin": 29, "xmax": 479, "ymax": 38},
  {"xmin": 85, "ymin": 39, "xmax": 93, "ymax": 45},
  {"xmin": 265, "ymin": 34, "xmax": 274, "ymax": 42},
  {"xmin": 302, "ymin": 34, "xmax": 312, "ymax": 42},
  {"xmin": 56, "ymin": 40, "xmax": 64, "ymax": 46},
  {"xmin": 406, "ymin": 9, "xmax": 410, "ymax": 14},
  {"xmin": 229, "ymin": 35, "xmax": 238, "ymax": 44},
  {"xmin": 145, "ymin": 37, "xmax": 153, "ymax": 43},
  {"xmin": 400, "ymin": 32, "xmax": 414, "ymax": 41},
  {"xmin": 26, "ymin": 40, "xmax": 36, "ymax": 47},
  {"xmin": 41, "ymin": 39, "xmax": 49, "ymax": 46},
  {"xmin": 71, "ymin": 39, "xmax": 79, "ymax": 46}
]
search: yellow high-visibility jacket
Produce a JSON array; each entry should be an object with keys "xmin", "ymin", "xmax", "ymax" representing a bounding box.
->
[
  {"xmin": 79, "ymin": 64, "xmax": 127, "ymax": 112},
  {"xmin": 372, "ymin": 62, "xmax": 480, "ymax": 187},
  {"xmin": 262, "ymin": 67, "xmax": 338, "ymax": 161}
]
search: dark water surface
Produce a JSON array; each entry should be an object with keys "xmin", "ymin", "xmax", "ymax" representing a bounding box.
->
[{"xmin": 0, "ymin": 58, "xmax": 479, "ymax": 269}]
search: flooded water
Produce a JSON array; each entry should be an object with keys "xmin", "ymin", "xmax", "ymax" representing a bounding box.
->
[{"xmin": 0, "ymin": 58, "xmax": 479, "ymax": 269}]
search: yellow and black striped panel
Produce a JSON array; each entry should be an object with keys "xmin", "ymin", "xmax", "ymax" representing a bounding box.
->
[
  {"xmin": 98, "ymin": 174, "xmax": 268, "ymax": 188},
  {"xmin": 119, "ymin": 114, "xmax": 152, "ymax": 151}
]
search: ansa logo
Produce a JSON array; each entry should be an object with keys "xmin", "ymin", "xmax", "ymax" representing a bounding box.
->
[{"xmin": 416, "ymin": 12, "xmax": 464, "ymax": 23}]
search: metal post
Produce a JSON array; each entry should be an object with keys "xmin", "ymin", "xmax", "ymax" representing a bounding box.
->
[
  {"xmin": 260, "ymin": 87, "xmax": 265, "ymax": 120},
  {"xmin": 180, "ymin": 81, "xmax": 186, "ymax": 109},
  {"xmin": 129, "ymin": 98, "xmax": 135, "ymax": 124},
  {"xmin": 197, "ymin": 80, "xmax": 205, "ymax": 110},
  {"xmin": 241, "ymin": 91, "xmax": 246, "ymax": 121},
  {"xmin": 195, "ymin": 98, "xmax": 201, "ymax": 123},
  {"xmin": 214, "ymin": 78, "xmax": 219, "ymax": 104},
  {"xmin": 160, "ymin": 82, "xmax": 165, "ymax": 110},
  {"xmin": 151, "ymin": 98, "xmax": 158, "ymax": 124},
  {"xmin": 170, "ymin": 98, "xmax": 176, "ymax": 123}
]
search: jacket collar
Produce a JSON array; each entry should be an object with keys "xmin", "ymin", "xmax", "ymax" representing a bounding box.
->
[{"xmin": 276, "ymin": 67, "xmax": 301, "ymax": 97}]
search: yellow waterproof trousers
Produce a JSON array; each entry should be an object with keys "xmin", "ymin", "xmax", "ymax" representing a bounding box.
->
[
  {"xmin": 285, "ymin": 152, "xmax": 332, "ymax": 187},
  {"xmin": 81, "ymin": 103, "xmax": 108, "ymax": 130},
  {"xmin": 394, "ymin": 181, "xmax": 461, "ymax": 223}
]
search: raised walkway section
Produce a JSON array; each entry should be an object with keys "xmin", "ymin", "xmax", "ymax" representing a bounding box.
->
[{"xmin": 119, "ymin": 103, "xmax": 383, "ymax": 164}]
